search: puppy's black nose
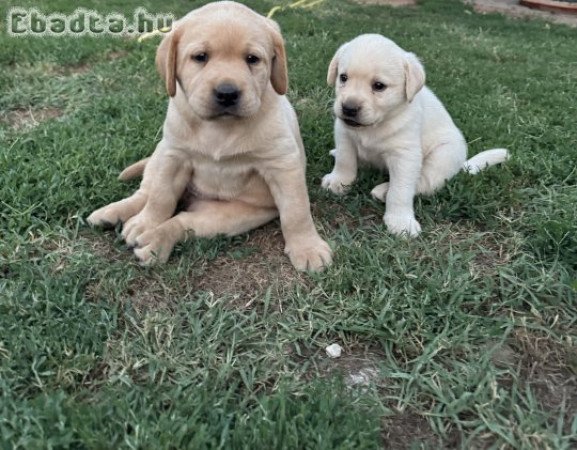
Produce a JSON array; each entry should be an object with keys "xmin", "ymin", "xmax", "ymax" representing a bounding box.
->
[
  {"xmin": 342, "ymin": 102, "xmax": 360, "ymax": 118},
  {"xmin": 214, "ymin": 83, "xmax": 241, "ymax": 107}
]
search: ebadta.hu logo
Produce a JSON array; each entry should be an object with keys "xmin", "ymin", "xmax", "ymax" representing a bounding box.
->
[{"xmin": 6, "ymin": 7, "xmax": 174, "ymax": 37}]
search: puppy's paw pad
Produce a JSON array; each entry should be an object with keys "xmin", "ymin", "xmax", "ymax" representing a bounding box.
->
[
  {"xmin": 321, "ymin": 173, "xmax": 353, "ymax": 195},
  {"xmin": 286, "ymin": 238, "xmax": 333, "ymax": 272},
  {"xmin": 384, "ymin": 214, "xmax": 421, "ymax": 238},
  {"xmin": 370, "ymin": 183, "xmax": 390, "ymax": 203}
]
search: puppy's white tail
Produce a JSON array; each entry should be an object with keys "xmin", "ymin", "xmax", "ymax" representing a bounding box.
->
[{"xmin": 463, "ymin": 148, "xmax": 509, "ymax": 175}]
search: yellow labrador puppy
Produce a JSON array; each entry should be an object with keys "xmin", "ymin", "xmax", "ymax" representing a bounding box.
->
[
  {"xmin": 322, "ymin": 34, "xmax": 508, "ymax": 236},
  {"xmin": 88, "ymin": 1, "xmax": 332, "ymax": 271}
]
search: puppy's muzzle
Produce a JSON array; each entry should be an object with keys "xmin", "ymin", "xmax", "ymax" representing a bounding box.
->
[
  {"xmin": 214, "ymin": 83, "xmax": 242, "ymax": 108},
  {"xmin": 341, "ymin": 102, "xmax": 361, "ymax": 118},
  {"xmin": 340, "ymin": 101, "xmax": 364, "ymax": 127}
]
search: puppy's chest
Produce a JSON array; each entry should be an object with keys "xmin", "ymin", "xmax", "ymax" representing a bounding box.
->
[
  {"xmin": 194, "ymin": 127, "xmax": 253, "ymax": 160},
  {"xmin": 353, "ymin": 134, "xmax": 388, "ymax": 168},
  {"xmin": 183, "ymin": 127, "xmax": 263, "ymax": 199},
  {"xmin": 190, "ymin": 155, "xmax": 257, "ymax": 200}
]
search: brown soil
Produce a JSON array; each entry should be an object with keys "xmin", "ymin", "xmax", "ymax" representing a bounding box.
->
[
  {"xmin": 194, "ymin": 223, "xmax": 312, "ymax": 309},
  {"xmin": 466, "ymin": 0, "xmax": 577, "ymax": 27},
  {"xmin": 354, "ymin": 0, "xmax": 416, "ymax": 5},
  {"xmin": 58, "ymin": 62, "xmax": 92, "ymax": 76},
  {"xmin": 83, "ymin": 222, "xmax": 312, "ymax": 312},
  {"xmin": 0, "ymin": 107, "xmax": 63, "ymax": 131},
  {"xmin": 382, "ymin": 412, "xmax": 461, "ymax": 449},
  {"xmin": 353, "ymin": 0, "xmax": 577, "ymax": 26},
  {"xmin": 508, "ymin": 329, "xmax": 577, "ymax": 433},
  {"xmin": 106, "ymin": 50, "xmax": 129, "ymax": 61},
  {"xmin": 382, "ymin": 330, "xmax": 577, "ymax": 448},
  {"xmin": 520, "ymin": 0, "xmax": 577, "ymax": 15}
]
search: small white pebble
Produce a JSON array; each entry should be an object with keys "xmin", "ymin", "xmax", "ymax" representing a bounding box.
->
[
  {"xmin": 325, "ymin": 343, "xmax": 342, "ymax": 358},
  {"xmin": 346, "ymin": 368, "xmax": 378, "ymax": 387}
]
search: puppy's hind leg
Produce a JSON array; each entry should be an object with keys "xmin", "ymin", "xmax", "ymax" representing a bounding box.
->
[
  {"xmin": 370, "ymin": 182, "xmax": 390, "ymax": 203},
  {"xmin": 417, "ymin": 141, "xmax": 466, "ymax": 195},
  {"xmin": 88, "ymin": 158, "xmax": 150, "ymax": 228},
  {"xmin": 132, "ymin": 200, "xmax": 279, "ymax": 264}
]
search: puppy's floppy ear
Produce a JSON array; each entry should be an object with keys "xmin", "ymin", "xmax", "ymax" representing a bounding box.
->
[
  {"xmin": 266, "ymin": 19, "xmax": 288, "ymax": 95},
  {"xmin": 327, "ymin": 43, "xmax": 347, "ymax": 86},
  {"xmin": 404, "ymin": 52, "xmax": 425, "ymax": 102},
  {"xmin": 155, "ymin": 27, "xmax": 181, "ymax": 97}
]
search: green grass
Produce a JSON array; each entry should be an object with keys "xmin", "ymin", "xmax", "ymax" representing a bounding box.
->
[{"xmin": 1, "ymin": 0, "xmax": 576, "ymax": 448}]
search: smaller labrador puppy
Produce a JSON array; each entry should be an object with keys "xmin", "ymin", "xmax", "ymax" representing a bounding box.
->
[
  {"xmin": 322, "ymin": 34, "xmax": 508, "ymax": 236},
  {"xmin": 87, "ymin": 2, "xmax": 332, "ymax": 271}
]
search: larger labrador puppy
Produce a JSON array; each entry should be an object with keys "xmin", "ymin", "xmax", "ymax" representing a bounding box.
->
[
  {"xmin": 88, "ymin": 1, "xmax": 332, "ymax": 272},
  {"xmin": 322, "ymin": 34, "xmax": 509, "ymax": 237}
]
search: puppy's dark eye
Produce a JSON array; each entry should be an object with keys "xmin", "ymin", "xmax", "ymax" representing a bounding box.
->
[
  {"xmin": 372, "ymin": 81, "xmax": 386, "ymax": 92},
  {"xmin": 246, "ymin": 54, "xmax": 260, "ymax": 65},
  {"xmin": 192, "ymin": 53, "xmax": 208, "ymax": 63},
  {"xmin": 339, "ymin": 74, "xmax": 348, "ymax": 83}
]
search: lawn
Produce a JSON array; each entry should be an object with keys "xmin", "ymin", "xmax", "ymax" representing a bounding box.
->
[{"xmin": 1, "ymin": 0, "xmax": 576, "ymax": 448}]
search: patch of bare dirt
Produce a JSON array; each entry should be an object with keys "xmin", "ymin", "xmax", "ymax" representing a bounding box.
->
[
  {"xmin": 85, "ymin": 266, "xmax": 188, "ymax": 312},
  {"xmin": 106, "ymin": 50, "xmax": 129, "ymax": 61},
  {"xmin": 354, "ymin": 0, "xmax": 416, "ymax": 6},
  {"xmin": 126, "ymin": 274, "xmax": 187, "ymax": 311},
  {"xmin": 462, "ymin": 230, "xmax": 516, "ymax": 275},
  {"xmin": 521, "ymin": 0, "xmax": 577, "ymax": 14},
  {"xmin": 424, "ymin": 222, "xmax": 520, "ymax": 278},
  {"xmin": 309, "ymin": 345, "xmax": 457, "ymax": 448},
  {"xmin": 82, "ymin": 230, "xmax": 183, "ymax": 312},
  {"xmin": 382, "ymin": 412, "xmax": 461, "ymax": 449},
  {"xmin": 83, "ymin": 222, "xmax": 313, "ymax": 312},
  {"xmin": 58, "ymin": 50, "xmax": 127, "ymax": 75},
  {"xmin": 492, "ymin": 330, "xmax": 577, "ymax": 436},
  {"xmin": 465, "ymin": 0, "xmax": 577, "ymax": 27},
  {"xmin": 511, "ymin": 329, "xmax": 577, "ymax": 431},
  {"xmin": 58, "ymin": 62, "xmax": 92, "ymax": 76},
  {"xmin": 85, "ymin": 233, "xmax": 126, "ymax": 261},
  {"xmin": 1, "ymin": 107, "xmax": 63, "ymax": 131},
  {"xmin": 316, "ymin": 346, "xmax": 383, "ymax": 380},
  {"xmin": 311, "ymin": 197, "xmax": 380, "ymax": 232},
  {"xmin": 194, "ymin": 223, "xmax": 312, "ymax": 309},
  {"xmin": 43, "ymin": 233, "xmax": 125, "ymax": 274}
]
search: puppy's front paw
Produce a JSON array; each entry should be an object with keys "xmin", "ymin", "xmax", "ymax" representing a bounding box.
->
[
  {"xmin": 132, "ymin": 227, "xmax": 175, "ymax": 265},
  {"xmin": 370, "ymin": 182, "xmax": 390, "ymax": 203},
  {"xmin": 87, "ymin": 205, "xmax": 123, "ymax": 228},
  {"xmin": 122, "ymin": 213, "xmax": 159, "ymax": 247},
  {"xmin": 321, "ymin": 172, "xmax": 354, "ymax": 195},
  {"xmin": 286, "ymin": 236, "xmax": 333, "ymax": 272},
  {"xmin": 87, "ymin": 194, "xmax": 146, "ymax": 228},
  {"xmin": 384, "ymin": 213, "xmax": 421, "ymax": 237}
]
